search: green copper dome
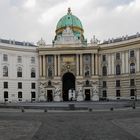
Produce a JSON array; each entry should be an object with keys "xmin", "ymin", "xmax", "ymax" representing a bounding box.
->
[
  {"xmin": 56, "ymin": 8, "xmax": 84, "ymax": 34},
  {"xmin": 53, "ymin": 8, "xmax": 87, "ymax": 46},
  {"xmin": 56, "ymin": 13, "xmax": 83, "ymax": 31}
]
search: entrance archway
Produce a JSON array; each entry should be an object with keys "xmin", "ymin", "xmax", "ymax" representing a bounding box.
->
[{"xmin": 62, "ymin": 72, "xmax": 75, "ymax": 101}]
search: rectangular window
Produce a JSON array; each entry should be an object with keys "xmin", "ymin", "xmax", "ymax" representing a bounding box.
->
[
  {"xmin": 31, "ymin": 83, "xmax": 36, "ymax": 89},
  {"xmin": 102, "ymin": 90, "xmax": 107, "ymax": 98},
  {"xmin": 31, "ymin": 92, "xmax": 36, "ymax": 98},
  {"xmin": 130, "ymin": 50, "xmax": 134, "ymax": 58},
  {"xmin": 130, "ymin": 89, "xmax": 135, "ymax": 96},
  {"xmin": 31, "ymin": 57, "xmax": 35, "ymax": 64},
  {"xmin": 4, "ymin": 82, "xmax": 8, "ymax": 89},
  {"xmin": 130, "ymin": 79, "xmax": 135, "ymax": 86},
  {"xmin": 102, "ymin": 55, "xmax": 106, "ymax": 61},
  {"xmin": 103, "ymin": 81, "xmax": 107, "ymax": 88},
  {"xmin": 116, "ymin": 90, "xmax": 120, "ymax": 97},
  {"xmin": 4, "ymin": 91, "xmax": 8, "ymax": 98},
  {"xmin": 17, "ymin": 56, "xmax": 22, "ymax": 63},
  {"xmin": 18, "ymin": 92, "xmax": 22, "ymax": 98},
  {"xmin": 18, "ymin": 82, "xmax": 22, "ymax": 89},
  {"xmin": 116, "ymin": 80, "xmax": 120, "ymax": 87},
  {"xmin": 3, "ymin": 54, "xmax": 8, "ymax": 61},
  {"xmin": 48, "ymin": 55, "xmax": 53, "ymax": 64},
  {"xmin": 116, "ymin": 53, "xmax": 120, "ymax": 60}
]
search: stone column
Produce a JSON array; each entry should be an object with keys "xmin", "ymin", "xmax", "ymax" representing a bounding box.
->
[
  {"xmin": 92, "ymin": 53, "xmax": 94, "ymax": 76},
  {"xmin": 108, "ymin": 54, "xmax": 111, "ymax": 75},
  {"xmin": 80, "ymin": 54, "xmax": 83, "ymax": 76},
  {"xmin": 125, "ymin": 51, "xmax": 129, "ymax": 73},
  {"xmin": 39, "ymin": 55, "xmax": 42, "ymax": 77},
  {"xmin": 43, "ymin": 55, "xmax": 46, "ymax": 77},
  {"xmin": 122, "ymin": 52, "xmax": 125, "ymax": 74},
  {"xmin": 76, "ymin": 54, "xmax": 79, "ymax": 76},
  {"xmin": 54, "ymin": 55, "xmax": 57, "ymax": 76},
  {"xmin": 95, "ymin": 54, "xmax": 98, "ymax": 75},
  {"xmin": 58, "ymin": 55, "xmax": 60, "ymax": 76},
  {"xmin": 136, "ymin": 49, "xmax": 139, "ymax": 72},
  {"xmin": 112, "ymin": 54, "xmax": 115, "ymax": 74},
  {"xmin": 98, "ymin": 54, "xmax": 101, "ymax": 75}
]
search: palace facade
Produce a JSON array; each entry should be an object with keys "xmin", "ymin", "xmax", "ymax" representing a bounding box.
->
[{"xmin": 0, "ymin": 9, "xmax": 140, "ymax": 102}]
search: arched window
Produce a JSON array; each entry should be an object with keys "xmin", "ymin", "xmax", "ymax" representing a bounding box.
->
[
  {"xmin": 130, "ymin": 63, "xmax": 135, "ymax": 74},
  {"xmin": 116, "ymin": 64, "xmax": 121, "ymax": 75},
  {"xmin": 3, "ymin": 66, "xmax": 8, "ymax": 77},
  {"xmin": 31, "ymin": 68, "xmax": 36, "ymax": 78},
  {"xmin": 102, "ymin": 66, "xmax": 107, "ymax": 76},
  {"xmin": 17, "ymin": 67, "xmax": 22, "ymax": 77}
]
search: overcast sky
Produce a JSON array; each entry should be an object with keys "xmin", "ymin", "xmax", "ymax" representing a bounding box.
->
[{"xmin": 0, "ymin": 0, "xmax": 140, "ymax": 44}]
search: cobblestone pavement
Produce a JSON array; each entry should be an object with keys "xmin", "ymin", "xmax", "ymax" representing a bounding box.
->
[{"xmin": 0, "ymin": 109, "xmax": 140, "ymax": 140}]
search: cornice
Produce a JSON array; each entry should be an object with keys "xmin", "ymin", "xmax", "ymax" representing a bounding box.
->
[
  {"xmin": 0, "ymin": 43, "xmax": 37, "ymax": 53},
  {"xmin": 100, "ymin": 37, "xmax": 140, "ymax": 50}
]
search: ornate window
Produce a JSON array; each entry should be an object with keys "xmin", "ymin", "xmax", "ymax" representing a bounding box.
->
[
  {"xmin": 130, "ymin": 63, "xmax": 135, "ymax": 74},
  {"xmin": 3, "ymin": 54, "xmax": 8, "ymax": 61},
  {"xmin": 4, "ymin": 91, "xmax": 8, "ymax": 98},
  {"xmin": 116, "ymin": 90, "xmax": 120, "ymax": 97},
  {"xmin": 31, "ymin": 57, "xmax": 35, "ymax": 64},
  {"xmin": 31, "ymin": 68, "xmax": 36, "ymax": 78},
  {"xmin": 47, "ymin": 55, "xmax": 54, "ymax": 78},
  {"xmin": 116, "ymin": 80, "xmax": 120, "ymax": 87},
  {"xmin": 116, "ymin": 64, "xmax": 121, "ymax": 75},
  {"xmin": 102, "ymin": 66, "xmax": 107, "ymax": 76},
  {"xmin": 130, "ymin": 89, "xmax": 135, "ymax": 96},
  {"xmin": 48, "ymin": 55, "xmax": 53, "ymax": 64},
  {"xmin": 103, "ymin": 81, "xmax": 106, "ymax": 88},
  {"xmin": 130, "ymin": 50, "xmax": 135, "ymax": 58},
  {"xmin": 102, "ymin": 90, "xmax": 107, "ymax": 98},
  {"xmin": 17, "ymin": 56, "xmax": 22, "ymax": 63},
  {"xmin": 130, "ymin": 79, "xmax": 135, "ymax": 86},
  {"xmin": 31, "ymin": 92, "xmax": 36, "ymax": 99},
  {"xmin": 4, "ymin": 82, "xmax": 8, "ymax": 89},
  {"xmin": 18, "ymin": 92, "xmax": 22, "ymax": 98},
  {"xmin": 3, "ymin": 66, "xmax": 8, "ymax": 77},
  {"xmin": 31, "ymin": 83, "xmax": 36, "ymax": 89},
  {"xmin": 17, "ymin": 67, "xmax": 22, "ymax": 77},
  {"xmin": 18, "ymin": 82, "xmax": 22, "ymax": 89},
  {"xmin": 116, "ymin": 53, "xmax": 120, "ymax": 60}
]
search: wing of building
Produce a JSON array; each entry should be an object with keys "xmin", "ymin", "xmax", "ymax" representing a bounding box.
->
[{"xmin": 0, "ymin": 8, "xmax": 140, "ymax": 103}]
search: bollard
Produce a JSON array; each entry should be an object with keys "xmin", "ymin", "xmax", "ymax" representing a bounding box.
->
[
  {"xmin": 69, "ymin": 104, "xmax": 75, "ymax": 110},
  {"xmin": 21, "ymin": 107, "xmax": 25, "ymax": 113},
  {"xmin": 88, "ymin": 108, "xmax": 92, "ymax": 112},
  {"xmin": 110, "ymin": 107, "xmax": 114, "ymax": 111},
  {"xmin": 44, "ymin": 109, "xmax": 47, "ymax": 112}
]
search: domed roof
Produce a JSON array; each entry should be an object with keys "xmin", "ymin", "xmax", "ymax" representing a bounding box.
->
[{"xmin": 56, "ymin": 8, "xmax": 84, "ymax": 34}]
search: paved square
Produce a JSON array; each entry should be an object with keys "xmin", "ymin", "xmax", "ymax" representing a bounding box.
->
[
  {"xmin": 0, "ymin": 120, "xmax": 41, "ymax": 140},
  {"xmin": 0, "ymin": 109, "xmax": 139, "ymax": 140}
]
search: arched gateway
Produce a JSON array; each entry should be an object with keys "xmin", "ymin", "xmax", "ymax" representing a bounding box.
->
[{"xmin": 62, "ymin": 72, "xmax": 75, "ymax": 101}]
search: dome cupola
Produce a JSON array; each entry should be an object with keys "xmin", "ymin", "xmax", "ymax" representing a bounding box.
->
[{"xmin": 53, "ymin": 8, "xmax": 87, "ymax": 45}]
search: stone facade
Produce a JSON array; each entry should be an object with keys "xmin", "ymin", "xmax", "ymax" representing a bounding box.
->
[
  {"xmin": 0, "ymin": 9, "xmax": 140, "ymax": 102},
  {"xmin": 38, "ymin": 33, "xmax": 140, "ymax": 102}
]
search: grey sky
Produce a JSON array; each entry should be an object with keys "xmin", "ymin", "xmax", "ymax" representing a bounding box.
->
[{"xmin": 0, "ymin": 0, "xmax": 139, "ymax": 44}]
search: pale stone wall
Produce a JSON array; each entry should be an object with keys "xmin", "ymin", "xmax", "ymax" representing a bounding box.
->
[{"xmin": 0, "ymin": 43, "xmax": 38, "ymax": 103}]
